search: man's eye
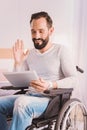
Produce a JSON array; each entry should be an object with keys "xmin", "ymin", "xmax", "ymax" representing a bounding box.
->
[
  {"xmin": 31, "ymin": 31, "xmax": 36, "ymax": 34},
  {"xmin": 39, "ymin": 30, "xmax": 44, "ymax": 33}
]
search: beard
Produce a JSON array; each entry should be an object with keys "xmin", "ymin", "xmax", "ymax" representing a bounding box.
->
[{"xmin": 32, "ymin": 36, "xmax": 49, "ymax": 50}]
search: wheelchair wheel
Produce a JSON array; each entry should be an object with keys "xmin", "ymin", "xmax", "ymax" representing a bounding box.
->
[{"xmin": 55, "ymin": 99, "xmax": 87, "ymax": 130}]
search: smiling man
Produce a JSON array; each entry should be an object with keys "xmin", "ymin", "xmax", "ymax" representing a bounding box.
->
[
  {"xmin": 31, "ymin": 16, "xmax": 53, "ymax": 51},
  {"xmin": 0, "ymin": 11, "xmax": 77, "ymax": 130}
]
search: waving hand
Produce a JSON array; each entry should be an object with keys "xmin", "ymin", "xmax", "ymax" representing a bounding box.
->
[{"xmin": 13, "ymin": 39, "xmax": 29, "ymax": 66}]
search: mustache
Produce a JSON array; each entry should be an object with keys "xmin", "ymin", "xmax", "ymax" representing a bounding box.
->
[{"xmin": 32, "ymin": 38, "xmax": 44, "ymax": 42}]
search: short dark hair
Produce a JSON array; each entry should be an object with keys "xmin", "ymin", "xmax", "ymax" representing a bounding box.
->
[{"xmin": 30, "ymin": 11, "xmax": 53, "ymax": 29}]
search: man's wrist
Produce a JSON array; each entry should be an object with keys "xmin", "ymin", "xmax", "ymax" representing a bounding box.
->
[
  {"xmin": 48, "ymin": 81, "xmax": 53, "ymax": 90},
  {"xmin": 53, "ymin": 81, "xmax": 57, "ymax": 89},
  {"xmin": 14, "ymin": 61, "xmax": 22, "ymax": 66},
  {"xmin": 14, "ymin": 62, "xmax": 23, "ymax": 72}
]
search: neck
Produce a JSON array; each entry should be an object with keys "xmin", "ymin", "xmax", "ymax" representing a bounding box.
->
[{"xmin": 38, "ymin": 42, "xmax": 53, "ymax": 53}]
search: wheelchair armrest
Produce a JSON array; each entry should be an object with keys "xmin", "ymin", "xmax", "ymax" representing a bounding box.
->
[
  {"xmin": 43, "ymin": 88, "xmax": 73, "ymax": 97},
  {"xmin": 1, "ymin": 86, "xmax": 28, "ymax": 94}
]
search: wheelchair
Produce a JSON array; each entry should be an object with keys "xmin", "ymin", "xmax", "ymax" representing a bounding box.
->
[{"xmin": 24, "ymin": 88, "xmax": 87, "ymax": 130}]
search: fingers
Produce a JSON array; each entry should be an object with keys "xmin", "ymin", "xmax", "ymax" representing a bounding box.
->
[
  {"xmin": 31, "ymin": 83, "xmax": 44, "ymax": 91},
  {"xmin": 13, "ymin": 39, "xmax": 24, "ymax": 51},
  {"xmin": 30, "ymin": 80, "xmax": 43, "ymax": 87},
  {"xmin": 39, "ymin": 77, "xmax": 45, "ymax": 83},
  {"xmin": 30, "ymin": 82, "xmax": 45, "ymax": 92},
  {"xmin": 30, "ymin": 79, "xmax": 48, "ymax": 92}
]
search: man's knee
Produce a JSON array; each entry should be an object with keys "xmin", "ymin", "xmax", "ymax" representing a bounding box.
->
[
  {"xmin": 14, "ymin": 96, "xmax": 29, "ymax": 108},
  {"xmin": 13, "ymin": 95, "xmax": 35, "ymax": 117}
]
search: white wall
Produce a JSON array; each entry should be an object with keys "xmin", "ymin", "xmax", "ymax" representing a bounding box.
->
[
  {"xmin": 0, "ymin": 0, "xmax": 87, "ymax": 107},
  {"xmin": 0, "ymin": 0, "xmax": 75, "ymax": 49},
  {"xmin": 0, "ymin": 0, "xmax": 19, "ymax": 48}
]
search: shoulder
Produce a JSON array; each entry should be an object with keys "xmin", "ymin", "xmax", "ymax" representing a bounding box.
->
[
  {"xmin": 53, "ymin": 44, "xmax": 73, "ymax": 60},
  {"xmin": 53, "ymin": 43, "xmax": 67, "ymax": 49},
  {"xmin": 53, "ymin": 43, "xmax": 68, "ymax": 54}
]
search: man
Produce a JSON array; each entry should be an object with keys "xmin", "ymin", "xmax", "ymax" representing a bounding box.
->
[{"xmin": 0, "ymin": 11, "xmax": 77, "ymax": 130}]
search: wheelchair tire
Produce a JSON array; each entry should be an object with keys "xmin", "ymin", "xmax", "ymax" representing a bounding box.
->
[{"xmin": 55, "ymin": 98, "xmax": 87, "ymax": 130}]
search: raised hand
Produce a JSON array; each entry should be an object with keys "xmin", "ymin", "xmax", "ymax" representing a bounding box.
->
[{"xmin": 13, "ymin": 39, "xmax": 29, "ymax": 66}]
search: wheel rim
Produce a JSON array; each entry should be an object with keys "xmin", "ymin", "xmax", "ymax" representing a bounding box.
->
[{"xmin": 55, "ymin": 99, "xmax": 87, "ymax": 130}]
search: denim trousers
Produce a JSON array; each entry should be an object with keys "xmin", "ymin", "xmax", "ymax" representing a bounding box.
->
[{"xmin": 0, "ymin": 94, "xmax": 50, "ymax": 130}]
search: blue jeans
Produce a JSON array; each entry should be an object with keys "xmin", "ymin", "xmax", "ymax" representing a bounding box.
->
[{"xmin": 0, "ymin": 94, "xmax": 50, "ymax": 130}]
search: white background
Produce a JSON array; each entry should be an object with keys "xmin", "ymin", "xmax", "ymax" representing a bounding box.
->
[{"xmin": 0, "ymin": 0, "xmax": 87, "ymax": 107}]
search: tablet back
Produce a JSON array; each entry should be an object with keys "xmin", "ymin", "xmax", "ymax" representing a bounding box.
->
[{"xmin": 3, "ymin": 71, "xmax": 38, "ymax": 87}]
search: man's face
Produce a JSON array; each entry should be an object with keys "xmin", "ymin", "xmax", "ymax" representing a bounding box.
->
[{"xmin": 30, "ymin": 18, "xmax": 51, "ymax": 50}]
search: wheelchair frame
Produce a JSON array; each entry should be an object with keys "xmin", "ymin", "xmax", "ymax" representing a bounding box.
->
[{"xmin": 25, "ymin": 88, "xmax": 87, "ymax": 130}]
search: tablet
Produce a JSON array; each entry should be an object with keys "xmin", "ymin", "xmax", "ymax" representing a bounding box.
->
[{"xmin": 3, "ymin": 70, "xmax": 39, "ymax": 87}]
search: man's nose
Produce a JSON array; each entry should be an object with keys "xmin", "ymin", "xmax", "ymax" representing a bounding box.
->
[{"xmin": 35, "ymin": 32, "xmax": 41, "ymax": 39}]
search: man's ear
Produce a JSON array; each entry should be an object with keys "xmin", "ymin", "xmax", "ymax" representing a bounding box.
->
[{"xmin": 49, "ymin": 27, "xmax": 54, "ymax": 35}]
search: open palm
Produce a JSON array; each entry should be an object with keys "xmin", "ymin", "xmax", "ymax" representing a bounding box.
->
[{"xmin": 13, "ymin": 39, "xmax": 29, "ymax": 65}]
